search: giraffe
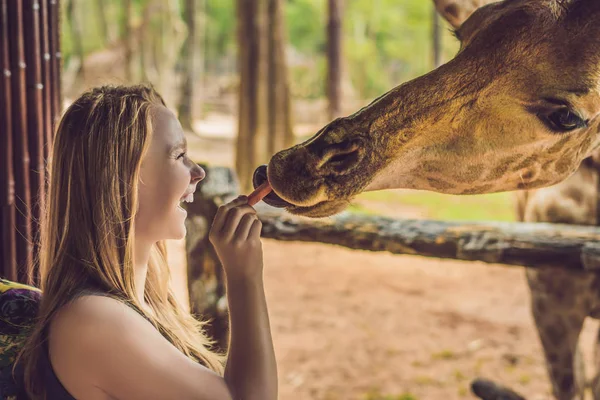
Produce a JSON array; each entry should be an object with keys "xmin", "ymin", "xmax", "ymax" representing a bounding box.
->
[
  {"xmin": 252, "ymin": 0, "xmax": 600, "ymax": 398},
  {"xmin": 253, "ymin": 0, "xmax": 600, "ymax": 219},
  {"xmin": 432, "ymin": 3, "xmax": 600, "ymax": 399},
  {"xmin": 432, "ymin": 1, "xmax": 600, "ymax": 398}
]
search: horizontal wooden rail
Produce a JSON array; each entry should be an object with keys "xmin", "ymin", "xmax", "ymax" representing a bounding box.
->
[{"xmin": 257, "ymin": 208, "xmax": 600, "ymax": 271}]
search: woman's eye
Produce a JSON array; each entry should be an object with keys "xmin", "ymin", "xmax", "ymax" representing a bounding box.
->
[
  {"xmin": 544, "ymin": 109, "xmax": 586, "ymax": 133},
  {"xmin": 177, "ymin": 152, "xmax": 186, "ymax": 160}
]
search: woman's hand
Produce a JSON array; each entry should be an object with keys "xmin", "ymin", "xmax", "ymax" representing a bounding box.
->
[{"xmin": 209, "ymin": 196, "xmax": 264, "ymax": 281}]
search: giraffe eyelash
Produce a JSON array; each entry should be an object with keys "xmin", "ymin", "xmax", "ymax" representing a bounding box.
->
[{"xmin": 450, "ymin": 28, "xmax": 462, "ymax": 41}]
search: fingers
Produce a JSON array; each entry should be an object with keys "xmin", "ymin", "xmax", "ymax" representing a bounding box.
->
[
  {"xmin": 211, "ymin": 196, "xmax": 248, "ymax": 233},
  {"xmin": 221, "ymin": 204, "xmax": 256, "ymax": 240},
  {"xmin": 235, "ymin": 213, "xmax": 258, "ymax": 241},
  {"xmin": 248, "ymin": 218, "xmax": 263, "ymax": 240}
]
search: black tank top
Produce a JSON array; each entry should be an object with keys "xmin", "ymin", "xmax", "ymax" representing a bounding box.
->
[
  {"xmin": 40, "ymin": 294, "xmax": 155, "ymax": 400},
  {"xmin": 40, "ymin": 345, "xmax": 76, "ymax": 400}
]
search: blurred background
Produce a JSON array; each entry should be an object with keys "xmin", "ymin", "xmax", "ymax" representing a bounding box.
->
[{"xmin": 58, "ymin": 0, "xmax": 515, "ymax": 223}]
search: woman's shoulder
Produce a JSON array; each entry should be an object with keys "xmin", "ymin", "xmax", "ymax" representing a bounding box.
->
[
  {"xmin": 51, "ymin": 293, "xmax": 145, "ymax": 339},
  {"xmin": 47, "ymin": 294, "xmax": 158, "ymax": 395}
]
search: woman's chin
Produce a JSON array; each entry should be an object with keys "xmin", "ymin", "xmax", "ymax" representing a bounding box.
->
[
  {"xmin": 167, "ymin": 225, "xmax": 187, "ymax": 241},
  {"xmin": 170, "ymin": 207, "xmax": 188, "ymax": 240}
]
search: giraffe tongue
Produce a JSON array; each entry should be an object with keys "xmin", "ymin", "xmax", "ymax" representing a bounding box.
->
[{"xmin": 252, "ymin": 165, "xmax": 293, "ymax": 208}]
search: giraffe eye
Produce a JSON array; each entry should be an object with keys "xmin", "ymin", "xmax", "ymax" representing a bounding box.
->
[{"xmin": 545, "ymin": 109, "xmax": 586, "ymax": 132}]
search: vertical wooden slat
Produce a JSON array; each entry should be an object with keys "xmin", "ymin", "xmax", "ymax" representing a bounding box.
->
[
  {"xmin": 0, "ymin": 0, "xmax": 17, "ymax": 281},
  {"xmin": 49, "ymin": 0, "xmax": 61, "ymax": 127},
  {"xmin": 40, "ymin": 0, "xmax": 53, "ymax": 161},
  {"xmin": 24, "ymin": 0, "xmax": 45, "ymax": 286},
  {"xmin": 8, "ymin": 0, "xmax": 34, "ymax": 284}
]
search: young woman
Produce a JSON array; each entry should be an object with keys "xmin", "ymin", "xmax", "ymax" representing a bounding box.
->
[{"xmin": 17, "ymin": 85, "xmax": 277, "ymax": 400}]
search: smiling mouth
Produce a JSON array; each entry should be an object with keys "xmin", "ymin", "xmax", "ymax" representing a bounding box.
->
[{"xmin": 177, "ymin": 192, "xmax": 194, "ymax": 211}]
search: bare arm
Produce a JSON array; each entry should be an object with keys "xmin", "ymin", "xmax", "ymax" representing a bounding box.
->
[{"xmin": 210, "ymin": 196, "xmax": 278, "ymax": 400}]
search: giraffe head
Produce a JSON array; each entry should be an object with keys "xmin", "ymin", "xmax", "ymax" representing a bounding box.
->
[{"xmin": 257, "ymin": 0, "xmax": 600, "ymax": 217}]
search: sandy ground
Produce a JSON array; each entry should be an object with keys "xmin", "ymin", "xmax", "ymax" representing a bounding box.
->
[{"xmin": 167, "ymin": 236, "xmax": 600, "ymax": 400}]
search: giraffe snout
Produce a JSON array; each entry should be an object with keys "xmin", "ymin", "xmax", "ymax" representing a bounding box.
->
[{"xmin": 313, "ymin": 139, "xmax": 364, "ymax": 176}]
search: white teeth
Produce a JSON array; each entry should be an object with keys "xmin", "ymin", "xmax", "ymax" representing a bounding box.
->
[{"xmin": 181, "ymin": 193, "xmax": 194, "ymax": 203}]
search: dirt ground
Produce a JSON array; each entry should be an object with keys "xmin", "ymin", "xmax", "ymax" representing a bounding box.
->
[
  {"xmin": 156, "ymin": 131, "xmax": 600, "ymax": 400},
  {"xmin": 167, "ymin": 237, "xmax": 600, "ymax": 400}
]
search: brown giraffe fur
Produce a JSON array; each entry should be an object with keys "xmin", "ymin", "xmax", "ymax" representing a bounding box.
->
[
  {"xmin": 435, "ymin": 1, "xmax": 600, "ymax": 398},
  {"xmin": 516, "ymin": 158, "xmax": 600, "ymax": 400},
  {"xmin": 258, "ymin": 1, "xmax": 600, "ymax": 399},
  {"xmin": 261, "ymin": 0, "xmax": 600, "ymax": 219}
]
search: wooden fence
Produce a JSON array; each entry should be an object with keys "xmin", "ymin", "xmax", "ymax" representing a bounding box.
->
[
  {"xmin": 0, "ymin": 0, "xmax": 62, "ymax": 285},
  {"xmin": 184, "ymin": 165, "xmax": 600, "ymax": 345}
]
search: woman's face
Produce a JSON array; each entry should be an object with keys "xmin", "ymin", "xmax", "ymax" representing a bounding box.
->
[{"xmin": 136, "ymin": 106, "xmax": 205, "ymax": 241}]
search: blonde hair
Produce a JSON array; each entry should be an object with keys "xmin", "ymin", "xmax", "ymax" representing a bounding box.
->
[{"xmin": 17, "ymin": 84, "xmax": 224, "ymax": 398}]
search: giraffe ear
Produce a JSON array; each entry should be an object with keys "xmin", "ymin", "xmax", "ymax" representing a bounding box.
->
[
  {"xmin": 561, "ymin": 0, "xmax": 600, "ymax": 58},
  {"xmin": 433, "ymin": 0, "xmax": 497, "ymax": 30},
  {"xmin": 433, "ymin": 0, "xmax": 477, "ymax": 29}
]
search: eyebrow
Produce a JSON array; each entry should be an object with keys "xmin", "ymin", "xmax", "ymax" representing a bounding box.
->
[{"xmin": 168, "ymin": 138, "xmax": 187, "ymax": 154}]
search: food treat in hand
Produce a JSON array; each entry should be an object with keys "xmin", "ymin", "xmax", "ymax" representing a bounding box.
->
[{"xmin": 247, "ymin": 181, "xmax": 272, "ymax": 206}]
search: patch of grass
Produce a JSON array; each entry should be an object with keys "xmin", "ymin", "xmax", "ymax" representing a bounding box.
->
[
  {"xmin": 458, "ymin": 386, "xmax": 469, "ymax": 397},
  {"xmin": 363, "ymin": 391, "xmax": 419, "ymax": 400},
  {"xmin": 347, "ymin": 203, "xmax": 381, "ymax": 216},
  {"xmin": 432, "ymin": 349, "xmax": 457, "ymax": 360},
  {"xmin": 474, "ymin": 357, "xmax": 489, "ymax": 375},
  {"xmin": 353, "ymin": 189, "xmax": 516, "ymax": 222},
  {"xmin": 504, "ymin": 364, "xmax": 517, "ymax": 374},
  {"xmin": 518, "ymin": 374, "xmax": 531, "ymax": 385},
  {"xmin": 453, "ymin": 370, "xmax": 467, "ymax": 382},
  {"xmin": 414, "ymin": 375, "xmax": 441, "ymax": 387}
]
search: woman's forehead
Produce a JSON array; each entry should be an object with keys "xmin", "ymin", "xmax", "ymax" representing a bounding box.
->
[{"xmin": 151, "ymin": 105, "xmax": 185, "ymax": 147}]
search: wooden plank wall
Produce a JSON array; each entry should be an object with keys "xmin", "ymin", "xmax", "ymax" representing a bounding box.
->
[{"xmin": 0, "ymin": 0, "xmax": 61, "ymax": 285}]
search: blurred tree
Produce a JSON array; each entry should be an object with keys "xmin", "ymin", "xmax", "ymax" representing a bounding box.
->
[
  {"xmin": 65, "ymin": 0, "xmax": 84, "ymax": 80},
  {"xmin": 124, "ymin": 0, "xmax": 134, "ymax": 81},
  {"xmin": 96, "ymin": 0, "xmax": 116, "ymax": 45},
  {"xmin": 326, "ymin": 0, "xmax": 343, "ymax": 121},
  {"xmin": 235, "ymin": 0, "xmax": 293, "ymax": 193},
  {"xmin": 432, "ymin": 3, "xmax": 441, "ymax": 68},
  {"xmin": 177, "ymin": 0, "xmax": 203, "ymax": 132}
]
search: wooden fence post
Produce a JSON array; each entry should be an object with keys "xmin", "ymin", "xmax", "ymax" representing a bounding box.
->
[{"xmin": 184, "ymin": 165, "xmax": 239, "ymax": 350}]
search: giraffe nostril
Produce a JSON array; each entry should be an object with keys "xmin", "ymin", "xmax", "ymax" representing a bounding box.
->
[{"xmin": 318, "ymin": 141, "xmax": 362, "ymax": 175}]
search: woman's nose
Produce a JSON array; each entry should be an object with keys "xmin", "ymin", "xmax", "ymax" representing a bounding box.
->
[{"xmin": 191, "ymin": 164, "xmax": 206, "ymax": 184}]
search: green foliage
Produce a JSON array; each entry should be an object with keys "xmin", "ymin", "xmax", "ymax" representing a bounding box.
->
[
  {"xmin": 206, "ymin": 0, "xmax": 236, "ymax": 57},
  {"xmin": 350, "ymin": 190, "xmax": 516, "ymax": 222},
  {"xmin": 60, "ymin": 0, "xmax": 462, "ymax": 101}
]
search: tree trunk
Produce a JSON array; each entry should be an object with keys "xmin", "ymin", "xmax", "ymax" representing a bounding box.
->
[
  {"xmin": 177, "ymin": 0, "xmax": 198, "ymax": 132},
  {"xmin": 432, "ymin": 4, "xmax": 442, "ymax": 68},
  {"xmin": 235, "ymin": 0, "xmax": 293, "ymax": 193},
  {"xmin": 96, "ymin": 0, "xmax": 113, "ymax": 46},
  {"xmin": 123, "ymin": 0, "xmax": 134, "ymax": 81},
  {"xmin": 148, "ymin": 0, "xmax": 186, "ymax": 106},
  {"xmin": 267, "ymin": 0, "xmax": 294, "ymax": 155},
  {"xmin": 327, "ymin": 0, "xmax": 343, "ymax": 121},
  {"xmin": 66, "ymin": 0, "xmax": 84, "ymax": 80}
]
